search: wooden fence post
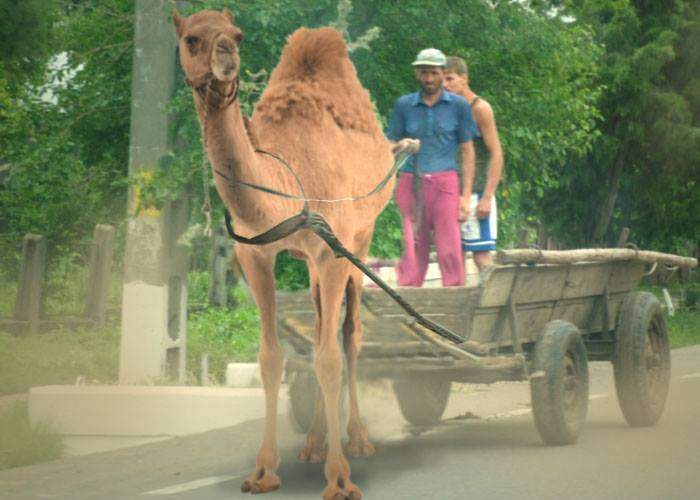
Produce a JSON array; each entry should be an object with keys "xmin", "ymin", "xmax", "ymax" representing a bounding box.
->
[
  {"xmin": 208, "ymin": 223, "xmax": 231, "ymax": 308},
  {"xmin": 14, "ymin": 234, "xmax": 46, "ymax": 335},
  {"xmin": 84, "ymin": 224, "xmax": 115, "ymax": 327},
  {"xmin": 518, "ymin": 228, "xmax": 530, "ymax": 249}
]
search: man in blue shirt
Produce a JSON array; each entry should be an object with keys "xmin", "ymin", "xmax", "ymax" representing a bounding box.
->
[{"xmin": 388, "ymin": 48, "xmax": 476, "ymax": 286}]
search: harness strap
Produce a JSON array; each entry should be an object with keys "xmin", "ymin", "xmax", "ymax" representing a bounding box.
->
[{"xmin": 224, "ymin": 208, "xmax": 309, "ymax": 245}]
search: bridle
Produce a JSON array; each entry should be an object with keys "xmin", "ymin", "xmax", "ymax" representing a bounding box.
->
[{"xmin": 185, "ymin": 72, "xmax": 240, "ymax": 110}]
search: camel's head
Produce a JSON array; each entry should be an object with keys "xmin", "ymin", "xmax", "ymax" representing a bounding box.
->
[{"xmin": 173, "ymin": 9, "xmax": 243, "ymax": 103}]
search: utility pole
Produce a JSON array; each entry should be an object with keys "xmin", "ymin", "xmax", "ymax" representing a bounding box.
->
[{"xmin": 119, "ymin": 0, "xmax": 189, "ymax": 384}]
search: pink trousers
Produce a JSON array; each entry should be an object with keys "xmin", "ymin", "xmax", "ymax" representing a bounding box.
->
[{"xmin": 394, "ymin": 171, "xmax": 464, "ymax": 287}]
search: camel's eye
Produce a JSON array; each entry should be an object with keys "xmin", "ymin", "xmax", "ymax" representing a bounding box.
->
[{"xmin": 184, "ymin": 35, "xmax": 199, "ymax": 52}]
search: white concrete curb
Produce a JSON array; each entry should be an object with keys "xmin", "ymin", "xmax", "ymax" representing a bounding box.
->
[
  {"xmin": 29, "ymin": 385, "xmax": 278, "ymax": 437},
  {"xmin": 225, "ymin": 363, "xmax": 262, "ymax": 388}
]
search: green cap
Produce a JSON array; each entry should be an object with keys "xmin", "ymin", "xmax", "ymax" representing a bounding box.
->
[{"xmin": 412, "ymin": 48, "xmax": 447, "ymax": 67}]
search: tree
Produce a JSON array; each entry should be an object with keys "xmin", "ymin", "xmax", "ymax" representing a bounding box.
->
[{"xmin": 540, "ymin": 0, "xmax": 699, "ymax": 250}]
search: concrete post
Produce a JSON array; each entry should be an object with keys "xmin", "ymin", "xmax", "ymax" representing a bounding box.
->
[
  {"xmin": 14, "ymin": 234, "xmax": 46, "ymax": 335},
  {"xmin": 119, "ymin": 0, "xmax": 189, "ymax": 384},
  {"xmin": 84, "ymin": 224, "xmax": 115, "ymax": 327}
]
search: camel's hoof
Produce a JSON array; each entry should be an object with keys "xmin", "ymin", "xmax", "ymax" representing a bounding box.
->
[
  {"xmin": 343, "ymin": 437, "xmax": 376, "ymax": 458},
  {"xmin": 240, "ymin": 467, "xmax": 280, "ymax": 494},
  {"xmin": 322, "ymin": 480, "xmax": 362, "ymax": 500},
  {"xmin": 298, "ymin": 436, "xmax": 327, "ymax": 463}
]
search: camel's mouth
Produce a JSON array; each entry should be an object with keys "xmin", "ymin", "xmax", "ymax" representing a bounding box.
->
[{"xmin": 210, "ymin": 34, "xmax": 240, "ymax": 83}]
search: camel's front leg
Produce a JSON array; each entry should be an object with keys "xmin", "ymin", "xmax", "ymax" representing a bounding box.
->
[
  {"xmin": 316, "ymin": 258, "xmax": 362, "ymax": 500},
  {"xmin": 236, "ymin": 246, "xmax": 283, "ymax": 494},
  {"xmin": 342, "ymin": 268, "xmax": 375, "ymax": 458}
]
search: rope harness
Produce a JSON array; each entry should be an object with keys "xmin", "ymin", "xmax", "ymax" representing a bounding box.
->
[{"xmin": 187, "ymin": 71, "xmax": 468, "ymax": 347}]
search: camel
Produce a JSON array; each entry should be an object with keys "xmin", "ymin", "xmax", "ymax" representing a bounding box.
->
[{"xmin": 173, "ymin": 9, "xmax": 413, "ymax": 499}]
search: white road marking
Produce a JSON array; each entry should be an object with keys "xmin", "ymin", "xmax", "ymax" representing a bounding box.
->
[
  {"xmin": 588, "ymin": 393, "xmax": 610, "ymax": 401},
  {"xmin": 143, "ymin": 474, "xmax": 243, "ymax": 496},
  {"xmin": 680, "ymin": 372, "xmax": 700, "ymax": 380}
]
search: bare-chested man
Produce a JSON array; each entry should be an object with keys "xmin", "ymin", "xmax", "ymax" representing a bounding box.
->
[{"xmin": 444, "ymin": 56, "xmax": 504, "ymax": 270}]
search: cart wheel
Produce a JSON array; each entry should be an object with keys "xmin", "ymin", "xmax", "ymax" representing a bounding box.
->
[
  {"xmin": 288, "ymin": 370, "xmax": 318, "ymax": 434},
  {"xmin": 392, "ymin": 374, "xmax": 451, "ymax": 426},
  {"xmin": 530, "ymin": 320, "xmax": 589, "ymax": 446},
  {"xmin": 613, "ymin": 291, "xmax": 670, "ymax": 427}
]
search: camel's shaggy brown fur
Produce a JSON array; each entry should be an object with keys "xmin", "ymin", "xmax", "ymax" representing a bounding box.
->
[{"xmin": 256, "ymin": 28, "xmax": 379, "ymax": 134}]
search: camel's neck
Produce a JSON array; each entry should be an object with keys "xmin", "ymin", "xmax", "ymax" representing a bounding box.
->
[{"xmin": 194, "ymin": 97, "xmax": 266, "ymax": 225}]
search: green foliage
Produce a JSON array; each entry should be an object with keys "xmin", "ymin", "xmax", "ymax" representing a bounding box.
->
[
  {"xmin": 274, "ymin": 251, "xmax": 310, "ymax": 291},
  {"xmin": 186, "ymin": 286, "xmax": 260, "ymax": 383},
  {"xmin": 0, "ymin": 402, "xmax": 63, "ymax": 471},
  {"xmin": 0, "ymin": 0, "xmax": 132, "ymax": 271},
  {"xmin": 369, "ymin": 199, "xmax": 403, "ymax": 258},
  {"xmin": 540, "ymin": 0, "xmax": 700, "ymax": 249},
  {"xmin": 2, "ymin": 0, "xmax": 693, "ymax": 298},
  {"xmin": 0, "ymin": 0, "xmax": 58, "ymax": 89},
  {"xmin": 348, "ymin": 0, "xmax": 603, "ymax": 247}
]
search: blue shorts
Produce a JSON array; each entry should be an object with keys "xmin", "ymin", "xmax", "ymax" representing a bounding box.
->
[{"xmin": 461, "ymin": 193, "xmax": 497, "ymax": 252}]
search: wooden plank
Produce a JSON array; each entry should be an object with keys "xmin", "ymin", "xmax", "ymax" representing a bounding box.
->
[
  {"xmin": 511, "ymin": 266, "xmax": 571, "ymax": 304},
  {"xmin": 607, "ymin": 261, "xmax": 645, "ymax": 293},
  {"xmin": 560, "ymin": 262, "xmax": 612, "ymax": 299},
  {"xmin": 497, "ymin": 248, "xmax": 697, "ymax": 268},
  {"xmin": 361, "ymin": 287, "xmax": 474, "ymax": 316},
  {"xmin": 480, "ymin": 265, "xmax": 571, "ymax": 307},
  {"xmin": 478, "ymin": 267, "xmax": 515, "ymax": 307}
]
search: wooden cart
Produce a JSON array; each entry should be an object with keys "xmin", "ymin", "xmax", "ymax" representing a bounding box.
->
[{"xmin": 278, "ymin": 250, "xmax": 694, "ymax": 445}]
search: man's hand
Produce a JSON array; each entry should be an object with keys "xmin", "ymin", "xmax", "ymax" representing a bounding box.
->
[
  {"xmin": 459, "ymin": 194, "xmax": 471, "ymax": 222},
  {"xmin": 476, "ymin": 195, "xmax": 492, "ymax": 219},
  {"xmin": 392, "ymin": 138, "xmax": 420, "ymax": 156}
]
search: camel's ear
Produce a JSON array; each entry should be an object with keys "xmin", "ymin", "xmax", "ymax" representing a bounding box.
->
[
  {"xmin": 173, "ymin": 9, "xmax": 185, "ymax": 38},
  {"xmin": 222, "ymin": 8, "xmax": 235, "ymax": 24}
]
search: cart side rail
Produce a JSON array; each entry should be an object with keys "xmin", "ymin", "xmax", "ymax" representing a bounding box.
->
[{"xmin": 471, "ymin": 261, "xmax": 646, "ymax": 352}]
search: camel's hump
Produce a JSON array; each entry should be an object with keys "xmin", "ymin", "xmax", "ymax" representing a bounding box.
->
[
  {"xmin": 268, "ymin": 27, "xmax": 349, "ymax": 82},
  {"xmin": 254, "ymin": 27, "xmax": 379, "ymax": 136}
]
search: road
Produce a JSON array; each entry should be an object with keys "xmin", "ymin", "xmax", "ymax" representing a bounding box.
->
[{"xmin": 1, "ymin": 346, "xmax": 699, "ymax": 500}]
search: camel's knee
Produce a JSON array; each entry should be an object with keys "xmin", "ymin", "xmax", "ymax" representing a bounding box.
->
[
  {"xmin": 314, "ymin": 346, "xmax": 343, "ymax": 392},
  {"xmin": 258, "ymin": 341, "xmax": 284, "ymax": 382}
]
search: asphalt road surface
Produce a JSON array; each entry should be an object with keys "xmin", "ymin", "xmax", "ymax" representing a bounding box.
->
[{"xmin": 1, "ymin": 346, "xmax": 699, "ymax": 500}]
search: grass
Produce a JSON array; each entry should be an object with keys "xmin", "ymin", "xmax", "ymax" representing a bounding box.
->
[
  {"xmin": 0, "ymin": 271, "xmax": 260, "ymax": 394},
  {"xmin": 667, "ymin": 308, "xmax": 700, "ymax": 349},
  {"xmin": 0, "ymin": 401, "xmax": 63, "ymax": 470},
  {"xmin": 0, "ymin": 327, "xmax": 121, "ymax": 396}
]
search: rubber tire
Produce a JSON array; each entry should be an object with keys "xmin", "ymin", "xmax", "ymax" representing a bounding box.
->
[
  {"xmin": 288, "ymin": 370, "xmax": 318, "ymax": 434},
  {"xmin": 392, "ymin": 374, "xmax": 451, "ymax": 426},
  {"xmin": 530, "ymin": 320, "xmax": 589, "ymax": 446},
  {"xmin": 613, "ymin": 291, "xmax": 671, "ymax": 427}
]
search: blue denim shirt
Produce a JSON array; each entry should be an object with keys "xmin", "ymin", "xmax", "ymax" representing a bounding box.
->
[{"xmin": 388, "ymin": 90, "xmax": 475, "ymax": 174}]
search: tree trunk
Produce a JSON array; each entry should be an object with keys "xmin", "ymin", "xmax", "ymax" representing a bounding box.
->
[{"xmin": 591, "ymin": 153, "xmax": 625, "ymax": 245}]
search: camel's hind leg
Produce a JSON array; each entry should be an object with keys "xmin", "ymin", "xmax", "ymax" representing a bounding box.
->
[
  {"xmin": 315, "ymin": 257, "xmax": 362, "ymax": 500},
  {"xmin": 298, "ymin": 268, "xmax": 328, "ymax": 463},
  {"xmin": 342, "ymin": 267, "xmax": 375, "ymax": 458},
  {"xmin": 236, "ymin": 246, "xmax": 284, "ymax": 494}
]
